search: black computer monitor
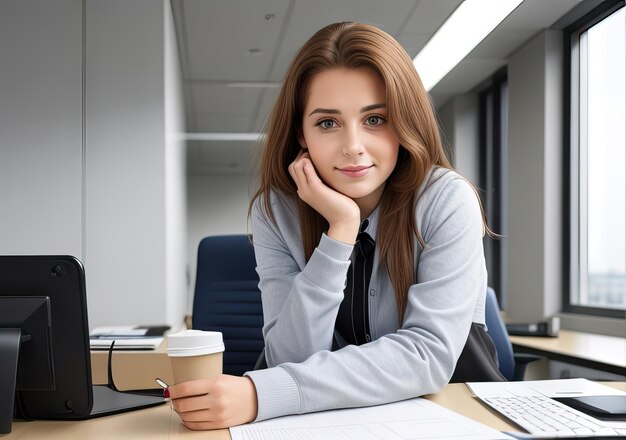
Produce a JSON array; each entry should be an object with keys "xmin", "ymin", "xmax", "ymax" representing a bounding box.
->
[
  {"xmin": 0, "ymin": 255, "xmax": 163, "ymax": 434},
  {"xmin": 0, "ymin": 295, "xmax": 57, "ymax": 434},
  {"xmin": 0, "ymin": 296, "xmax": 56, "ymax": 390}
]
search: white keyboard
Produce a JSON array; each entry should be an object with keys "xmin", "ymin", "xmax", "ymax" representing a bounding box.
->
[{"xmin": 479, "ymin": 394, "xmax": 626, "ymax": 438}]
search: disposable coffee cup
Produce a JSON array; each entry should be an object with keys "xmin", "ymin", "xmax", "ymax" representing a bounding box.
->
[{"xmin": 166, "ymin": 330, "xmax": 225, "ymax": 384}]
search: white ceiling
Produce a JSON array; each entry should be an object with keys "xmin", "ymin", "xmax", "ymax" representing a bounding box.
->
[{"xmin": 172, "ymin": 0, "xmax": 583, "ymax": 175}]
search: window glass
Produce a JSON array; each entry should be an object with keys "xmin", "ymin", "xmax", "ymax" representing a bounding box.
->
[{"xmin": 571, "ymin": 6, "xmax": 625, "ymax": 311}]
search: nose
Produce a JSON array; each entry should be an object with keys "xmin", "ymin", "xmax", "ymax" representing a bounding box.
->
[{"xmin": 342, "ymin": 124, "xmax": 365, "ymax": 157}]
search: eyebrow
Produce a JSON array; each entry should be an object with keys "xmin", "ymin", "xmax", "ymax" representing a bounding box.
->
[{"xmin": 308, "ymin": 103, "xmax": 386, "ymax": 117}]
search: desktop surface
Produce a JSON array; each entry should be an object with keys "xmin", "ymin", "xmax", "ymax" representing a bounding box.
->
[
  {"xmin": 7, "ymin": 384, "xmax": 491, "ymax": 439},
  {"xmin": 509, "ymin": 329, "xmax": 626, "ymax": 376},
  {"xmin": 11, "ymin": 383, "xmax": 626, "ymax": 439}
]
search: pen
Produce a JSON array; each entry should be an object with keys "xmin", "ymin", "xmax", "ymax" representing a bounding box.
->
[{"xmin": 155, "ymin": 377, "xmax": 170, "ymax": 399}]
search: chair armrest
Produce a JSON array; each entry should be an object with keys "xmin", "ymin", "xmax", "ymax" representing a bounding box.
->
[
  {"xmin": 514, "ymin": 353, "xmax": 542, "ymax": 365},
  {"xmin": 512, "ymin": 353, "xmax": 543, "ymax": 381}
]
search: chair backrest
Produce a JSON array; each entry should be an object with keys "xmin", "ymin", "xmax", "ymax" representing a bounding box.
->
[
  {"xmin": 192, "ymin": 235, "xmax": 264, "ymax": 376},
  {"xmin": 484, "ymin": 287, "xmax": 516, "ymax": 380}
]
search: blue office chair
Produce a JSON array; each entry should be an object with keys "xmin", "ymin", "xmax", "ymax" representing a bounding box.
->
[
  {"xmin": 485, "ymin": 287, "xmax": 540, "ymax": 380},
  {"xmin": 192, "ymin": 235, "xmax": 264, "ymax": 376}
]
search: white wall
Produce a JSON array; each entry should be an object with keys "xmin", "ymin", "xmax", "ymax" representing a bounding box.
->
[
  {"xmin": 84, "ymin": 0, "xmax": 187, "ymax": 329},
  {"xmin": 186, "ymin": 174, "xmax": 253, "ymax": 311},
  {"xmin": 438, "ymin": 100, "xmax": 456, "ymax": 162},
  {"xmin": 0, "ymin": 0, "xmax": 83, "ymax": 257},
  {"xmin": 164, "ymin": 1, "xmax": 188, "ymax": 329},
  {"xmin": 1, "ymin": 0, "xmax": 187, "ymax": 330},
  {"xmin": 85, "ymin": 0, "xmax": 167, "ymax": 328},
  {"xmin": 452, "ymin": 93, "xmax": 480, "ymax": 187},
  {"xmin": 437, "ymin": 93, "xmax": 480, "ymax": 186},
  {"xmin": 507, "ymin": 30, "xmax": 563, "ymax": 323}
]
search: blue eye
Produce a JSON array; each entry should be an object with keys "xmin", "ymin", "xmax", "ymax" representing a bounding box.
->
[
  {"xmin": 318, "ymin": 119, "xmax": 337, "ymax": 129},
  {"xmin": 365, "ymin": 115, "xmax": 385, "ymax": 126}
]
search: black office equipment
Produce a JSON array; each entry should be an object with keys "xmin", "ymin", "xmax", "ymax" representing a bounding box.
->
[
  {"xmin": 0, "ymin": 255, "xmax": 164, "ymax": 434},
  {"xmin": 555, "ymin": 396, "xmax": 626, "ymax": 421},
  {"xmin": 505, "ymin": 316, "xmax": 560, "ymax": 337}
]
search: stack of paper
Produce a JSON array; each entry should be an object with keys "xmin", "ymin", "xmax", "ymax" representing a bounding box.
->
[
  {"xmin": 230, "ymin": 398, "xmax": 512, "ymax": 440},
  {"xmin": 89, "ymin": 325, "xmax": 168, "ymax": 350}
]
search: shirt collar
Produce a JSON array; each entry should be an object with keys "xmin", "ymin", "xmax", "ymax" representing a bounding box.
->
[{"xmin": 360, "ymin": 203, "xmax": 380, "ymax": 240}]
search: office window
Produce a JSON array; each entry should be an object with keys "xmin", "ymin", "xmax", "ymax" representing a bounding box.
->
[
  {"xmin": 566, "ymin": 2, "xmax": 626, "ymax": 316},
  {"xmin": 479, "ymin": 70, "xmax": 508, "ymax": 307}
]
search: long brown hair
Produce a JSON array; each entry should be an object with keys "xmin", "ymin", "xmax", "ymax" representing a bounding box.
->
[{"xmin": 250, "ymin": 22, "xmax": 465, "ymax": 321}]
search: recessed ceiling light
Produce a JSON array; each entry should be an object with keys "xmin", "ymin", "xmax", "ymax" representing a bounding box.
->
[
  {"xmin": 226, "ymin": 82, "xmax": 281, "ymax": 88},
  {"xmin": 184, "ymin": 133, "xmax": 263, "ymax": 141},
  {"xmin": 413, "ymin": 0, "xmax": 523, "ymax": 91}
]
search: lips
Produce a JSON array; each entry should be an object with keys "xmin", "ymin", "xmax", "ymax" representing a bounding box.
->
[{"xmin": 337, "ymin": 165, "xmax": 372, "ymax": 177}]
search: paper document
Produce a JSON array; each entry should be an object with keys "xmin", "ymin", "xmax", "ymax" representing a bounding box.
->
[
  {"xmin": 89, "ymin": 325, "xmax": 169, "ymax": 350},
  {"xmin": 230, "ymin": 397, "xmax": 512, "ymax": 440},
  {"xmin": 89, "ymin": 337, "xmax": 163, "ymax": 350},
  {"xmin": 467, "ymin": 378, "xmax": 626, "ymax": 399},
  {"xmin": 90, "ymin": 325, "xmax": 170, "ymax": 338}
]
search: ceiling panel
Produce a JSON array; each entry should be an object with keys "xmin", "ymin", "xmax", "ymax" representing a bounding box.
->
[
  {"xmin": 395, "ymin": 33, "xmax": 431, "ymax": 58},
  {"xmin": 396, "ymin": 0, "xmax": 465, "ymax": 57},
  {"xmin": 430, "ymin": 57, "xmax": 507, "ymax": 101},
  {"xmin": 496, "ymin": 0, "xmax": 582, "ymax": 30},
  {"xmin": 467, "ymin": 0, "xmax": 582, "ymax": 59},
  {"xmin": 182, "ymin": 0, "xmax": 291, "ymax": 81},
  {"xmin": 266, "ymin": 0, "xmax": 417, "ymax": 82},
  {"xmin": 175, "ymin": 0, "xmax": 584, "ymax": 175},
  {"xmin": 400, "ymin": 0, "xmax": 463, "ymax": 33}
]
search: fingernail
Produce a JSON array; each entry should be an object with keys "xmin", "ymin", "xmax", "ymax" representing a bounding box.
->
[{"xmin": 163, "ymin": 388, "xmax": 170, "ymax": 399}]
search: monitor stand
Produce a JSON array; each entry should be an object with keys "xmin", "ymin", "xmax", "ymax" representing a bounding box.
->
[
  {"xmin": 0, "ymin": 328, "xmax": 21, "ymax": 434},
  {"xmin": 86, "ymin": 340, "xmax": 164, "ymax": 417}
]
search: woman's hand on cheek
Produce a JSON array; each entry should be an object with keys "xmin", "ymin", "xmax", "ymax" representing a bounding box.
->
[
  {"xmin": 289, "ymin": 151, "xmax": 360, "ymax": 243},
  {"xmin": 169, "ymin": 375, "xmax": 258, "ymax": 430}
]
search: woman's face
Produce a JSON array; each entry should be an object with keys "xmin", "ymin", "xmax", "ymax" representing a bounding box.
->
[{"xmin": 298, "ymin": 67, "xmax": 400, "ymax": 216}]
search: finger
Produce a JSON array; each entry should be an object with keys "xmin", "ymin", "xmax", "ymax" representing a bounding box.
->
[
  {"xmin": 294, "ymin": 159, "xmax": 310, "ymax": 187},
  {"xmin": 289, "ymin": 162, "xmax": 303, "ymax": 189},
  {"xmin": 168, "ymin": 379, "xmax": 210, "ymax": 400},
  {"xmin": 172, "ymin": 393, "xmax": 210, "ymax": 413},
  {"xmin": 288, "ymin": 159, "xmax": 299, "ymax": 179},
  {"xmin": 289, "ymin": 149, "xmax": 306, "ymax": 170},
  {"xmin": 290, "ymin": 158, "xmax": 308, "ymax": 190},
  {"xmin": 301, "ymin": 159, "xmax": 321, "ymax": 185},
  {"xmin": 293, "ymin": 151, "xmax": 309, "ymax": 171}
]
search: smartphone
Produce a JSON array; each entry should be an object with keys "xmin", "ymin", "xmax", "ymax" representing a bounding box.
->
[{"xmin": 554, "ymin": 395, "xmax": 626, "ymax": 420}]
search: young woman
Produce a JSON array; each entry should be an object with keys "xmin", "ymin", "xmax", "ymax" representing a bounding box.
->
[{"xmin": 168, "ymin": 21, "xmax": 499, "ymax": 430}]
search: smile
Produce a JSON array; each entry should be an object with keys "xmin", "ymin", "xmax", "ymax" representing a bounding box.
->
[{"xmin": 337, "ymin": 165, "xmax": 373, "ymax": 177}]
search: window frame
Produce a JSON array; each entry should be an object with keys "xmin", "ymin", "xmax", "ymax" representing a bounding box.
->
[
  {"xmin": 563, "ymin": 0, "xmax": 626, "ymax": 318},
  {"xmin": 479, "ymin": 68, "xmax": 508, "ymax": 308}
]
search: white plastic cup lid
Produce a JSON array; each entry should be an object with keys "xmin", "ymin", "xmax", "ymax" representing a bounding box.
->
[{"xmin": 167, "ymin": 330, "xmax": 225, "ymax": 357}]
